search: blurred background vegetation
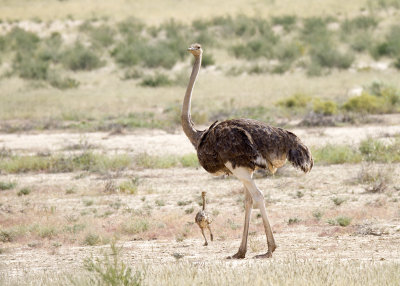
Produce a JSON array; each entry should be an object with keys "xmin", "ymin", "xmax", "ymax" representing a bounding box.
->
[{"xmin": 0, "ymin": 0, "xmax": 400, "ymax": 132}]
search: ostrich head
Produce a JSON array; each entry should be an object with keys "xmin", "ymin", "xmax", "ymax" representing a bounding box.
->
[{"xmin": 187, "ymin": 43, "xmax": 202, "ymax": 56}]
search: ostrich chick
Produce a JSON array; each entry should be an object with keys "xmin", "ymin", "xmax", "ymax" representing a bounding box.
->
[{"xmin": 195, "ymin": 191, "xmax": 213, "ymax": 246}]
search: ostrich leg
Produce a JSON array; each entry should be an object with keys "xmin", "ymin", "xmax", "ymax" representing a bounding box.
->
[
  {"xmin": 228, "ymin": 187, "xmax": 253, "ymax": 259},
  {"xmin": 227, "ymin": 164, "xmax": 276, "ymax": 258},
  {"xmin": 207, "ymin": 225, "xmax": 214, "ymax": 241},
  {"xmin": 245, "ymin": 178, "xmax": 276, "ymax": 258},
  {"xmin": 201, "ymin": 228, "xmax": 208, "ymax": 246}
]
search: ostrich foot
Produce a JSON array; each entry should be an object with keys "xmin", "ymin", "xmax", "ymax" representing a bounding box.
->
[
  {"xmin": 203, "ymin": 242, "xmax": 208, "ymax": 246},
  {"xmin": 254, "ymin": 252, "xmax": 273, "ymax": 259},
  {"xmin": 226, "ymin": 251, "xmax": 246, "ymax": 259}
]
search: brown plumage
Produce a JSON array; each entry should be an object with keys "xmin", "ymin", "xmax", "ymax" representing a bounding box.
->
[
  {"xmin": 182, "ymin": 43, "xmax": 313, "ymax": 259},
  {"xmin": 195, "ymin": 191, "xmax": 213, "ymax": 246}
]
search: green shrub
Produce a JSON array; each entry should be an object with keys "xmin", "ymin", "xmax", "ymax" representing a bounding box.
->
[
  {"xmin": 7, "ymin": 27, "xmax": 40, "ymax": 52},
  {"xmin": 277, "ymin": 93, "xmax": 311, "ymax": 109},
  {"xmin": 84, "ymin": 242, "xmax": 142, "ymax": 286},
  {"xmin": 359, "ymin": 137, "xmax": 400, "ymax": 162},
  {"xmin": 232, "ymin": 38, "xmax": 275, "ymax": 59},
  {"xmin": 0, "ymin": 181, "xmax": 16, "ymax": 190},
  {"xmin": 48, "ymin": 74, "xmax": 80, "ymax": 89},
  {"xmin": 312, "ymin": 145, "xmax": 362, "ymax": 164},
  {"xmin": 342, "ymin": 92, "xmax": 383, "ymax": 113},
  {"xmin": 17, "ymin": 187, "xmax": 31, "ymax": 196},
  {"xmin": 341, "ymin": 16, "xmax": 377, "ymax": 33},
  {"xmin": 201, "ymin": 53, "xmax": 215, "ymax": 67},
  {"xmin": 0, "ymin": 229, "xmax": 15, "ymax": 242},
  {"xmin": 111, "ymin": 43, "xmax": 140, "ymax": 67},
  {"xmin": 395, "ymin": 57, "xmax": 400, "ymax": 69},
  {"xmin": 38, "ymin": 32, "xmax": 63, "ymax": 62},
  {"xmin": 336, "ymin": 216, "xmax": 352, "ymax": 227},
  {"xmin": 84, "ymin": 233, "xmax": 101, "ymax": 246},
  {"xmin": 118, "ymin": 178, "xmax": 139, "ymax": 194},
  {"xmin": 370, "ymin": 25, "xmax": 400, "ymax": 58},
  {"xmin": 331, "ymin": 196, "xmax": 346, "ymax": 206},
  {"xmin": 313, "ymin": 99, "xmax": 338, "ymax": 115},
  {"xmin": 89, "ymin": 25, "xmax": 115, "ymax": 47},
  {"xmin": 179, "ymin": 153, "xmax": 199, "ymax": 167},
  {"xmin": 122, "ymin": 218, "xmax": 149, "ymax": 234},
  {"xmin": 271, "ymin": 15, "xmax": 297, "ymax": 31},
  {"xmin": 301, "ymin": 17, "xmax": 330, "ymax": 44},
  {"xmin": 310, "ymin": 43, "xmax": 354, "ymax": 69},
  {"xmin": 140, "ymin": 73, "xmax": 172, "ymax": 87},
  {"xmin": 13, "ymin": 52, "xmax": 49, "ymax": 80},
  {"xmin": 62, "ymin": 43, "xmax": 103, "ymax": 71}
]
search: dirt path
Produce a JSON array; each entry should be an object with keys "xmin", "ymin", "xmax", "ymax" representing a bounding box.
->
[{"xmin": 1, "ymin": 123, "xmax": 400, "ymax": 156}]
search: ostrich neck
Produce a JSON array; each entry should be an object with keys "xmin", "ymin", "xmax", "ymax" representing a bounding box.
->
[
  {"xmin": 202, "ymin": 195, "xmax": 206, "ymax": 211},
  {"xmin": 181, "ymin": 54, "xmax": 202, "ymax": 148}
]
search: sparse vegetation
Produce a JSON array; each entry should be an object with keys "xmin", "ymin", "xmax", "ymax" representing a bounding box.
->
[
  {"xmin": 0, "ymin": 181, "xmax": 16, "ymax": 190},
  {"xmin": 332, "ymin": 196, "xmax": 346, "ymax": 206},
  {"xmin": 17, "ymin": 187, "xmax": 31, "ymax": 196},
  {"xmin": 83, "ymin": 242, "xmax": 142, "ymax": 286}
]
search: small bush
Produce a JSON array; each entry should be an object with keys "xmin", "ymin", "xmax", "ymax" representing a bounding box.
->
[
  {"xmin": 62, "ymin": 43, "xmax": 103, "ymax": 71},
  {"xmin": 89, "ymin": 25, "xmax": 115, "ymax": 48},
  {"xmin": 140, "ymin": 73, "xmax": 172, "ymax": 87},
  {"xmin": 313, "ymin": 99, "xmax": 338, "ymax": 115},
  {"xmin": 312, "ymin": 210, "xmax": 323, "ymax": 221},
  {"xmin": 0, "ymin": 181, "xmax": 16, "ymax": 190},
  {"xmin": 272, "ymin": 15, "xmax": 297, "ymax": 31},
  {"xmin": 310, "ymin": 43, "xmax": 354, "ymax": 70},
  {"xmin": 342, "ymin": 92, "xmax": 383, "ymax": 114},
  {"xmin": 122, "ymin": 218, "xmax": 149, "ymax": 235},
  {"xmin": 336, "ymin": 216, "xmax": 352, "ymax": 227},
  {"xmin": 201, "ymin": 53, "xmax": 215, "ymax": 67},
  {"xmin": 84, "ymin": 233, "xmax": 101, "ymax": 246},
  {"xmin": 13, "ymin": 52, "xmax": 49, "ymax": 80},
  {"xmin": 231, "ymin": 38, "xmax": 275, "ymax": 59},
  {"xmin": 118, "ymin": 178, "xmax": 139, "ymax": 194},
  {"xmin": 48, "ymin": 74, "xmax": 80, "ymax": 89},
  {"xmin": 288, "ymin": 217, "xmax": 301, "ymax": 225},
  {"xmin": 17, "ymin": 187, "xmax": 31, "ymax": 196},
  {"xmin": 0, "ymin": 229, "xmax": 15, "ymax": 242},
  {"xmin": 185, "ymin": 207, "xmax": 194, "ymax": 214},
  {"xmin": 277, "ymin": 93, "xmax": 311, "ymax": 109},
  {"xmin": 313, "ymin": 144, "xmax": 361, "ymax": 164},
  {"xmin": 84, "ymin": 242, "xmax": 142, "ymax": 286},
  {"xmin": 7, "ymin": 27, "xmax": 40, "ymax": 52},
  {"xmin": 155, "ymin": 199, "xmax": 165, "ymax": 207},
  {"xmin": 179, "ymin": 153, "xmax": 199, "ymax": 167},
  {"xmin": 359, "ymin": 137, "xmax": 400, "ymax": 162},
  {"xmin": 331, "ymin": 196, "xmax": 346, "ymax": 206},
  {"xmin": 111, "ymin": 43, "xmax": 140, "ymax": 67}
]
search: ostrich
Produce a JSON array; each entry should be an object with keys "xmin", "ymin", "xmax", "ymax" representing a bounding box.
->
[
  {"xmin": 195, "ymin": 191, "xmax": 213, "ymax": 246},
  {"xmin": 182, "ymin": 43, "xmax": 313, "ymax": 259}
]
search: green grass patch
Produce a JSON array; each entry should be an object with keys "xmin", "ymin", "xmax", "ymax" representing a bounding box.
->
[
  {"xmin": 121, "ymin": 218, "xmax": 149, "ymax": 235},
  {"xmin": 0, "ymin": 152, "xmax": 132, "ymax": 173},
  {"xmin": 0, "ymin": 181, "xmax": 16, "ymax": 190},
  {"xmin": 134, "ymin": 153, "xmax": 198, "ymax": 169},
  {"xmin": 312, "ymin": 144, "xmax": 362, "ymax": 164},
  {"xmin": 17, "ymin": 187, "xmax": 31, "ymax": 196},
  {"xmin": 118, "ymin": 178, "xmax": 139, "ymax": 194}
]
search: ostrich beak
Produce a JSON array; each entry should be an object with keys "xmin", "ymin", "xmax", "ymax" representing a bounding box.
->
[{"xmin": 187, "ymin": 47, "xmax": 195, "ymax": 51}]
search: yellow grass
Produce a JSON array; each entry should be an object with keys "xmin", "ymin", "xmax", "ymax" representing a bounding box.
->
[{"xmin": 0, "ymin": 0, "xmax": 369, "ymax": 24}]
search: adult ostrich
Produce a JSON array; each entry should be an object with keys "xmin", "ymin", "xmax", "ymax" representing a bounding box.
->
[{"xmin": 182, "ymin": 43, "xmax": 313, "ymax": 259}]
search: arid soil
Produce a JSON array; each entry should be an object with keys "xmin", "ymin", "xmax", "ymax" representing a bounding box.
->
[{"xmin": 1, "ymin": 122, "xmax": 400, "ymax": 276}]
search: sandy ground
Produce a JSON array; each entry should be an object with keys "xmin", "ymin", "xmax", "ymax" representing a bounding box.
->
[
  {"xmin": 1, "ymin": 122, "xmax": 400, "ymax": 156},
  {"xmin": 0, "ymin": 123, "xmax": 400, "ymax": 277}
]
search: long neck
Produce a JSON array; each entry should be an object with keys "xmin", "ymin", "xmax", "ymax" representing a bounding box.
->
[
  {"xmin": 202, "ymin": 195, "xmax": 206, "ymax": 211},
  {"xmin": 181, "ymin": 54, "xmax": 202, "ymax": 148}
]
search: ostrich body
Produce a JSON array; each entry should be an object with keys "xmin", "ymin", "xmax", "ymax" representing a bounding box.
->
[
  {"xmin": 182, "ymin": 43, "xmax": 313, "ymax": 259},
  {"xmin": 195, "ymin": 191, "xmax": 213, "ymax": 246}
]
